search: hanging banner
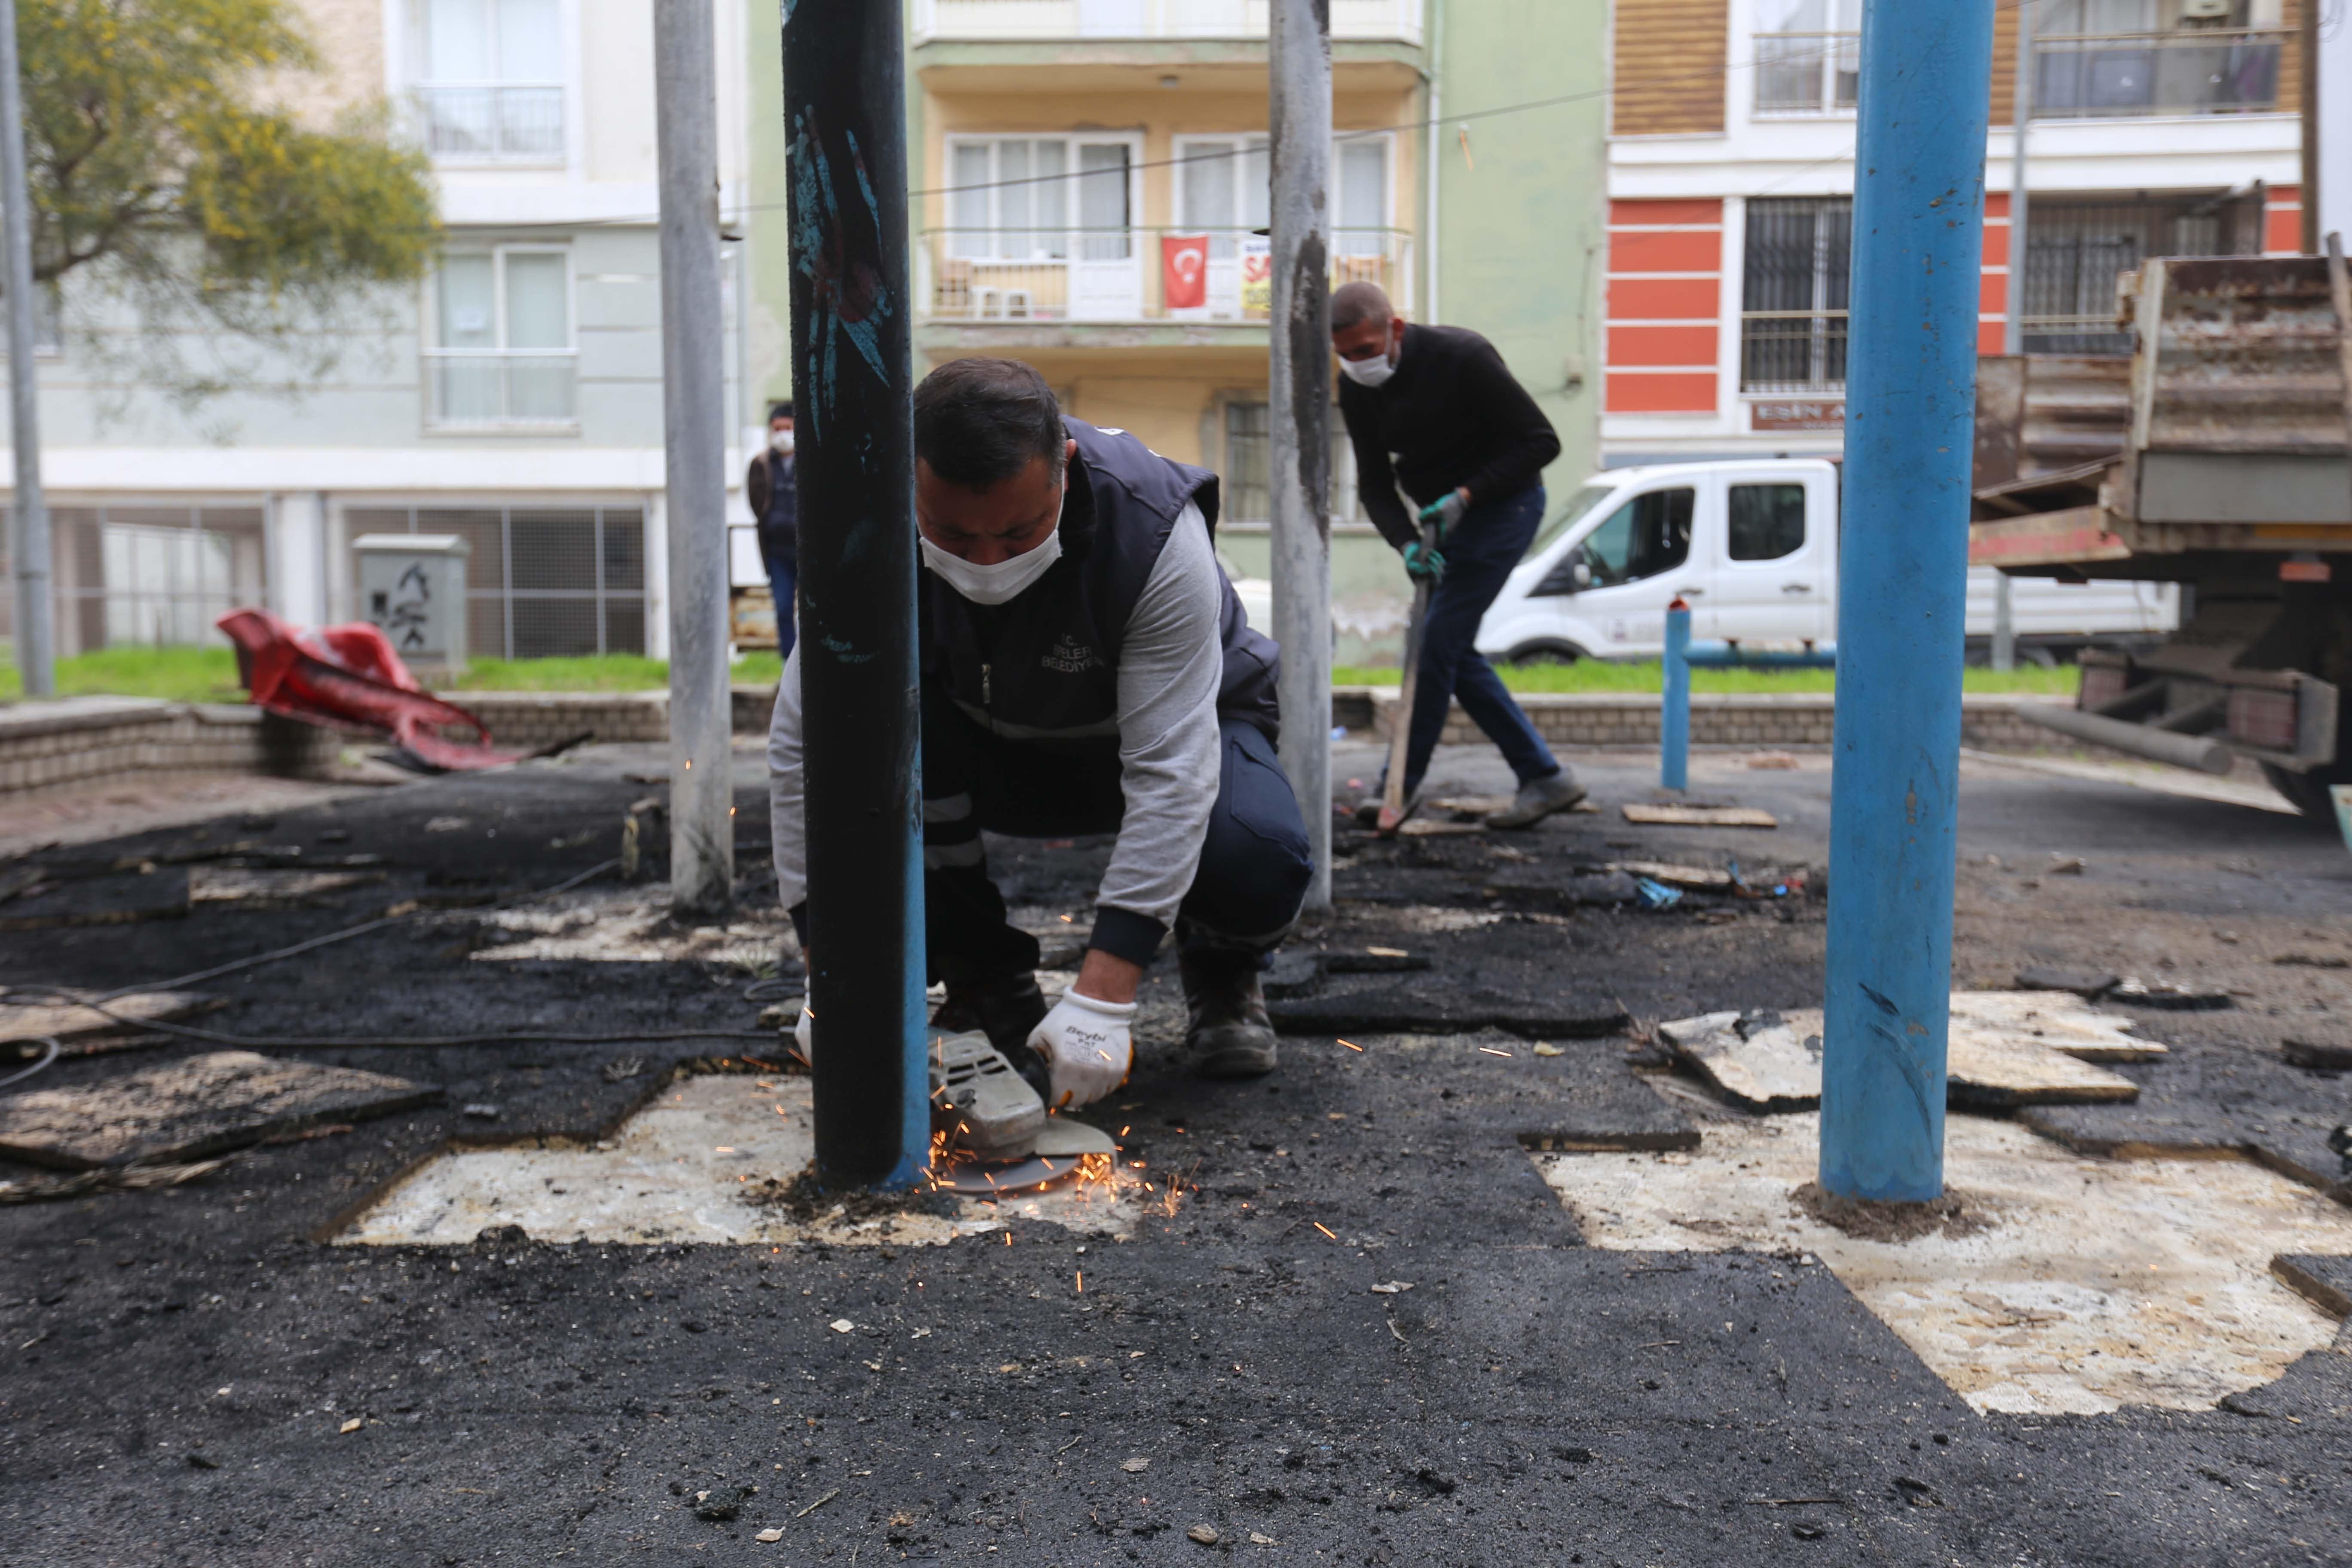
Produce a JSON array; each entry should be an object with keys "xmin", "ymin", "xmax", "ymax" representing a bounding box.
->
[
  {"xmin": 1161, "ymin": 233, "xmax": 1209, "ymax": 310},
  {"xmin": 1240, "ymin": 235, "xmax": 1272, "ymax": 318}
]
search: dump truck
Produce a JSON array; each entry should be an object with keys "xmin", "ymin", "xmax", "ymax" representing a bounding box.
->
[{"xmin": 1969, "ymin": 254, "xmax": 2352, "ymax": 820}]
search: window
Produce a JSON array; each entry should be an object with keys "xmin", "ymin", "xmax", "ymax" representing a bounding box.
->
[
  {"xmin": 1728, "ymin": 484, "xmax": 1806, "ymax": 561},
  {"xmin": 2019, "ymin": 193, "xmax": 2261, "ymax": 352},
  {"xmin": 1573, "ymin": 488, "xmax": 1693, "ymax": 589},
  {"xmin": 1741, "ymin": 197, "xmax": 1850, "ymax": 392},
  {"xmin": 0, "ymin": 504, "xmax": 266, "ymax": 655},
  {"xmin": 2034, "ymin": 0, "xmax": 2284, "ymax": 119},
  {"xmin": 1177, "ymin": 135, "xmax": 1271, "ymax": 266},
  {"xmin": 947, "ymin": 138, "xmax": 1133, "ymax": 261},
  {"xmin": 1222, "ymin": 402, "xmax": 1369, "ymax": 525},
  {"xmin": 345, "ymin": 504, "xmax": 645, "ymax": 658},
  {"xmin": 1753, "ymin": 0, "xmax": 1859, "ymax": 113},
  {"xmin": 413, "ymin": 0, "xmax": 564, "ymax": 160},
  {"xmin": 426, "ymin": 247, "xmax": 575, "ymax": 429}
]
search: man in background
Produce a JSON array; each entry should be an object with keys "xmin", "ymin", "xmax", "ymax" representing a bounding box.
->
[
  {"xmin": 1331, "ymin": 282, "xmax": 1585, "ymax": 830},
  {"xmin": 747, "ymin": 400, "xmax": 798, "ymax": 658}
]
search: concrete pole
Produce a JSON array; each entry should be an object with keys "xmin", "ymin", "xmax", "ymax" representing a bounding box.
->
[
  {"xmin": 1818, "ymin": 0, "xmax": 1994, "ymax": 1203},
  {"xmin": 1270, "ymin": 0, "xmax": 1333, "ymax": 912},
  {"xmin": 1992, "ymin": 0, "xmax": 2034, "ymax": 673},
  {"xmin": 0, "ymin": 0, "xmax": 53, "ymax": 697},
  {"xmin": 784, "ymin": 0, "xmax": 930, "ymax": 1188},
  {"xmin": 655, "ymin": 0, "xmax": 734, "ymax": 917}
]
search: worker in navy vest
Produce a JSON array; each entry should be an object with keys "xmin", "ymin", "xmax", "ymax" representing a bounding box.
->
[
  {"xmin": 745, "ymin": 400, "xmax": 798, "ymax": 658},
  {"xmin": 768, "ymin": 358, "xmax": 1313, "ymax": 1109}
]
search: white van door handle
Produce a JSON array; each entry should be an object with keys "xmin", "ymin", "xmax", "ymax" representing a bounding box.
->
[
  {"xmin": 1674, "ymin": 586, "xmax": 1704, "ymax": 597},
  {"xmin": 1781, "ymin": 582, "xmax": 1813, "ymax": 594}
]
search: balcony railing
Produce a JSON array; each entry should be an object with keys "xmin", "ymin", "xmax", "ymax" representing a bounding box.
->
[
  {"xmin": 2033, "ymin": 29, "xmax": 2285, "ymax": 118},
  {"xmin": 913, "ymin": 0, "xmax": 1421, "ymax": 44},
  {"xmin": 424, "ymin": 351, "xmax": 579, "ymax": 429},
  {"xmin": 1740, "ymin": 311, "xmax": 1848, "ymax": 394},
  {"xmin": 919, "ymin": 226, "xmax": 1413, "ymax": 325},
  {"xmin": 413, "ymin": 84, "xmax": 565, "ymax": 161}
]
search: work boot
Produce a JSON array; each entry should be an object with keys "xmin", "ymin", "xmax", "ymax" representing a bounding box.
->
[
  {"xmin": 931, "ymin": 973, "xmax": 1054, "ymax": 1104},
  {"xmin": 1485, "ymin": 768, "xmax": 1588, "ymax": 829},
  {"xmin": 1181, "ymin": 948, "xmax": 1278, "ymax": 1079}
]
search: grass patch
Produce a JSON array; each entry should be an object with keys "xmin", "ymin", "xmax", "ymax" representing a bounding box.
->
[{"xmin": 1331, "ymin": 660, "xmax": 2081, "ymax": 696}]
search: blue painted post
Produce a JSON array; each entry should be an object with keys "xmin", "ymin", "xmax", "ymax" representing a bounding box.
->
[
  {"xmin": 1661, "ymin": 598, "xmax": 1692, "ymax": 790},
  {"xmin": 785, "ymin": 0, "xmax": 931, "ymax": 1189},
  {"xmin": 1818, "ymin": 0, "xmax": 1994, "ymax": 1201}
]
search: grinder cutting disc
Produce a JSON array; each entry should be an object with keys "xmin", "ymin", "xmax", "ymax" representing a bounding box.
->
[{"xmin": 931, "ymin": 1116, "xmax": 1116, "ymax": 1196}]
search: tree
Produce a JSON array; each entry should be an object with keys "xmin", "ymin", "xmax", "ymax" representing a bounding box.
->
[{"xmin": 15, "ymin": 0, "xmax": 438, "ymax": 408}]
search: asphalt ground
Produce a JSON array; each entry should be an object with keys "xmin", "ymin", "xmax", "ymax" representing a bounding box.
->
[{"xmin": 2, "ymin": 736, "xmax": 2349, "ymax": 1566}]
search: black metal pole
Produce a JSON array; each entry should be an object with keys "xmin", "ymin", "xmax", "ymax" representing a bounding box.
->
[{"xmin": 785, "ymin": 0, "xmax": 927, "ymax": 1188}]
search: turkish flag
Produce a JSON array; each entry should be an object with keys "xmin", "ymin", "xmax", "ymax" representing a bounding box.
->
[{"xmin": 1162, "ymin": 233, "xmax": 1209, "ymax": 310}]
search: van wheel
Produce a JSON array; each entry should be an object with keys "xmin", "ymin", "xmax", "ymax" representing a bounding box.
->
[{"xmin": 1506, "ymin": 643, "xmax": 1582, "ymax": 666}]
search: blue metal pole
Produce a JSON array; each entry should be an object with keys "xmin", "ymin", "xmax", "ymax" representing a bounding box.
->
[
  {"xmin": 1661, "ymin": 599, "xmax": 1692, "ymax": 790},
  {"xmin": 1818, "ymin": 0, "xmax": 1993, "ymax": 1202},
  {"xmin": 785, "ymin": 0, "xmax": 931, "ymax": 1189}
]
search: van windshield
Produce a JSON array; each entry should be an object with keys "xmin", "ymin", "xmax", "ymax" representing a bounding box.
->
[{"xmin": 1525, "ymin": 484, "xmax": 1618, "ymax": 561}]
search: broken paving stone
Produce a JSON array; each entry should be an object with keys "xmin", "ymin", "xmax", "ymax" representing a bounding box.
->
[
  {"xmin": 2047, "ymin": 856, "xmax": 2086, "ymax": 876},
  {"xmin": 187, "ymin": 867, "xmax": 384, "ymax": 907},
  {"xmin": 1260, "ymin": 952, "xmax": 1326, "ymax": 1000},
  {"xmin": 1248, "ymin": 1532, "xmax": 1278, "ymax": 1546},
  {"xmin": 1368, "ymin": 1280, "xmax": 1415, "ymax": 1294},
  {"xmin": 0, "ymin": 987, "xmax": 221, "ymax": 1047},
  {"xmin": 829, "ymin": 1319, "xmax": 854, "ymax": 1333},
  {"xmin": 1120, "ymin": 1457, "xmax": 1150, "ymax": 1473},
  {"xmin": 1661, "ymin": 997, "xmax": 2144, "ymax": 1112},
  {"xmin": 339, "ymin": 1418, "xmax": 363, "ymax": 1434},
  {"xmin": 2110, "ymin": 979, "xmax": 2233, "ymax": 1011},
  {"xmin": 1746, "ymin": 751, "xmax": 1801, "ymax": 770},
  {"xmin": 462, "ymin": 1103, "xmax": 504, "ymax": 1121},
  {"xmin": 2015, "ymin": 966, "xmax": 2119, "ymax": 999},
  {"xmin": 2280, "ymin": 1039, "xmax": 2352, "ymax": 1072},
  {"xmin": 1948, "ymin": 992, "xmax": 2166, "ymax": 1063},
  {"xmin": 1321, "ymin": 949, "xmax": 1430, "ymax": 975},
  {"xmin": 755, "ymin": 1528, "xmax": 784, "ymax": 1543},
  {"xmin": 1186, "ymin": 1524, "xmax": 1220, "ymax": 1545},
  {"xmin": 0, "ymin": 1051, "xmax": 439, "ymax": 1170},
  {"xmin": 693, "ymin": 1485, "xmax": 754, "ymax": 1521},
  {"xmin": 1621, "ymin": 803, "xmax": 1778, "ymax": 829}
]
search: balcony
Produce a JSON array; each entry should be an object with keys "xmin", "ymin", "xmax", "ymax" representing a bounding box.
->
[
  {"xmin": 912, "ymin": 0, "xmax": 1421, "ymax": 44},
  {"xmin": 424, "ymin": 351, "xmax": 579, "ymax": 430},
  {"xmin": 2033, "ymin": 29, "xmax": 2285, "ymax": 118},
  {"xmin": 413, "ymin": 84, "xmax": 565, "ymax": 161},
  {"xmin": 918, "ymin": 226, "xmax": 1413, "ymax": 326}
]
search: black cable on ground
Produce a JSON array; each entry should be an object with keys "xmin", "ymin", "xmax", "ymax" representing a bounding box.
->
[
  {"xmin": 0, "ymin": 1037, "xmax": 60, "ymax": 1091},
  {"xmin": 104, "ymin": 858, "xmax": 622, "ymax": 1001}
]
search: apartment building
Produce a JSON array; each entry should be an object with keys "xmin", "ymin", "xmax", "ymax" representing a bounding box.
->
[
  {"xmin": 743, "ymin": 0, "xmax": 1608, "ymax": 662},
  {"xmin": 3, "ymin": 0, "xmax": 760, "ymax": 665},
  {"xmin": 1603, "ymin": 0, "xmax": 2312, "ymax": 465}
]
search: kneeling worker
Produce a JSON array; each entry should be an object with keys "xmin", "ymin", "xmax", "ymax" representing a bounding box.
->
[
  {"xmin": 1332, "ymin": 281, "xmax": 1586, "ymax": 828},
  {"xmin": 769, "ymin": 357, "xmax": 1313, "ymax": 1111}
]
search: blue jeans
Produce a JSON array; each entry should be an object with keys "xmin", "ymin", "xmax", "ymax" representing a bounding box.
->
[
  {"xmin": 1402, "ymin": 485, "xmax": 1562, "ymax": 796},
  {"xmin": 760, "ymin": 540, "xmax": 797, "ymax": 661}
]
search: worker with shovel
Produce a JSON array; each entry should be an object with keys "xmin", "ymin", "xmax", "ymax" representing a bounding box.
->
[
  {"xmin": 769, "ymin": 358, "xmax": 1314, "ymax": 1116},
  {"xmin": 1332, "ymin": 281, "xmax": 1585, "ymax": 831}
]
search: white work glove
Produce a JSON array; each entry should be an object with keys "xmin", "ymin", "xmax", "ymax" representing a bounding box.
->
[
  {"xmin": 1026, "ymin": 991, "xmax": 1137, "ymax": 1110},
  {"xmin": 793, "ymin": 1003, "xmax": 813, "ymax": 1063}
]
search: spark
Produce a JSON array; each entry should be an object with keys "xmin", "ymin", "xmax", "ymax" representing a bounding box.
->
[
  {"xmin": 1337, "ymin": 1039, "xmax": 1364, "ymax": 1052},
  {"xmin": 1075, "ymin": 1271, "xmax": 1084, "ymax": 1293},
  {"xmin": 1312, "ymin": 1222, "xmax": 1338, "ymax": 1240},
  {"xmin": 1477, "ymin": 1047, "xmax": 1513, "ymax": 1058}
]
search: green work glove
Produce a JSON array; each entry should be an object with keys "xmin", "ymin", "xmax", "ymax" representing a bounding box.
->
[
  {"xmin": 1402, "ymin": 540, "xmax": 1446, "ymax": 583},
  {"xmin": 1417, "ymin": 490, "xmax": 1470, "ymax": 538}
]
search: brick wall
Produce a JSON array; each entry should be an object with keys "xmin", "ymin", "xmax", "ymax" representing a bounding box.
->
[
  {"xmin": 0, "ymin": 700, "xmax": 343, "ymax": 798},
  {"xmin": 1348, "ymin": 689, "xmax": 2085, "ymax": 752}
]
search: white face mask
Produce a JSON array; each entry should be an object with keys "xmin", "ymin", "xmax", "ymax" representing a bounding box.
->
[
  {"xmin": 770, "ymin": 428, "xmax": 795, "ymax": 455},
  {"xmin": 918, "ymin": 492, "xmax": 1065, "ymax": 605},
  {"xmin": 1338, "ymin": 350, "xmax": 1396, "ymax": 389}
]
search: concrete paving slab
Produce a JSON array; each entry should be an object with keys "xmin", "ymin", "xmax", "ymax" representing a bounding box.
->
[
  {"xmin": 340, "ymin": 1073, "xmax": 1139, "ymax": 1247},
  {"xmin": 186, "ymin": 865, "xmax": 385, "ymax": 906},
  {"xmin": 1534, "ymin": 1112, "xmax": 2352, "ymax": 1414},
  {"xmin": 0, "ymin": 865, "xmax": 190, "ymax": 929},
  {"xmin": 0, "ymin": 1050, "xmax": 439, "ymax": 1169},
  {"xmin": 1623, "ymin": 803, "xmax": 1779, "ymax": 828},
  {"xmin": 0, "ymin": 986, "xmax": 220, "ymax": 1046},
  {"xmin": 1663, "ymin": 996, "xmax": 2149, "ymax": 1111},
  {"xmin": 467, "ymin": 882, "xmax": 793, "ymax": 968}
]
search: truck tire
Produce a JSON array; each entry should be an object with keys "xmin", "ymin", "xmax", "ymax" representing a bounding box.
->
[{"xmin": 2261, "ymin": 762, "xmax": 2352, "ymax": 824}]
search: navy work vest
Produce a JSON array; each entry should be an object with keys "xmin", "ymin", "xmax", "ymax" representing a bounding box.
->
[{"xmin": 920, "ymin": 417, "xmax": 1280, "ymax": 747}]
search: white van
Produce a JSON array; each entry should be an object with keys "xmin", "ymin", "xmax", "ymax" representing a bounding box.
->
[{"xmin": 1474, "ymin": 458, "xmax": 2174, "ymax": 663}]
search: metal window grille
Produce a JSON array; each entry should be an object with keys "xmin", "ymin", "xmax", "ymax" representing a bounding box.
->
[
  {"xmin": 344, "ymin": 504, "xmax": 646, "ymax": 660},
  {"xmin": 0, "ymin": 502, "xmax": 266, "ymax": 657},
  {"xmin": 1222, "ymin": 403, "xmax": 1369, "ymax": 526},
  {"xmin": 2019, "ymin": 193, "xmax": 2262, "ymax": 353},
  {"xmin": 1741, "ymin": 197, "xmax": 1851, "ymax": 393}
]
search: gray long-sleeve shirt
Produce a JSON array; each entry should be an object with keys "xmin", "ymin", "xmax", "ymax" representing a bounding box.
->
[{"xmin": 768, "ymin": 502, "xmax": 1225, "ymax": 941}]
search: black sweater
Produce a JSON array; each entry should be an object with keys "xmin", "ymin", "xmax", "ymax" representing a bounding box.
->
[{"xmin": 1337, "ymin": 323, "xmax": 1562, "ymax": 551}]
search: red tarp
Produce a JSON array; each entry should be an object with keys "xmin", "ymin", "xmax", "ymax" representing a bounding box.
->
[{"xmin": 216, "ymin": 609, "xmax": 529, "ymax": 772}]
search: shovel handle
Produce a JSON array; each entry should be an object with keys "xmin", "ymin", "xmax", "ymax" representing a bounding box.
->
[{"xmin": 1378, "ymin": 517, "xmax": 1442, "ymax": 836}]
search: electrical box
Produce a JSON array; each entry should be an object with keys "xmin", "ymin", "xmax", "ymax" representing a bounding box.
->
[{"xmin": 353, "ymin": 533, "xmax": 470, "ymax": 676}]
